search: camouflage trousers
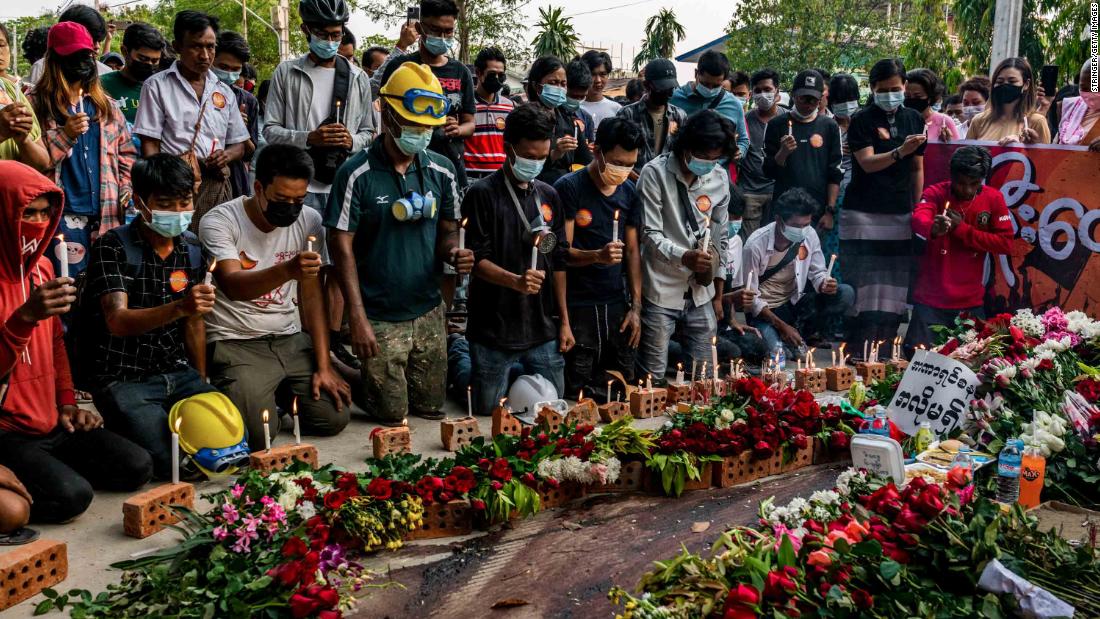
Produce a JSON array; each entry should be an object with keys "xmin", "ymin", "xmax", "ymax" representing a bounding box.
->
[{"xmin": 360, "ymin": 303, "xmax": 446, "ymax": 422}]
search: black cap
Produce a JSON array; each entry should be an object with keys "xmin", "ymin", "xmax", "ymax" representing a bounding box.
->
[
  {"xmin": 791, "ymin": 70, "xmax": 824, "ymax": 99},
  {"xmin": 643, "ymin": 58, "xmax": 679, "ymax": 92}
]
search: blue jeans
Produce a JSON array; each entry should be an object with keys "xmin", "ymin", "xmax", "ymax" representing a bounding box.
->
[
  {"xmin": 637, "ymin": 298, "xmax": 716, "ymax": 383},
  {"xmin": 94, "ymin": 368, "xmax": 216, "ymax": 480},
  {"xmin": 469, "ymin": 339, "xmax": 564, "ymax": 416},
  {"xmin": 749, "ymin": 284, "xmax": 855, "ymax": 356}
]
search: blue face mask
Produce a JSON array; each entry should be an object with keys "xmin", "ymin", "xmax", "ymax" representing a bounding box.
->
[
  {"xmin": 728, "ymin": 220, "xmax": 742, "ymax": 238},
  {"xmin": 695, "ymin": 82, "xmax": 723, "ymax": 99},
  {"xmin": 309, "ymin": 35, "xmax": 340, "ymax": 60},
  {"xmin": 539, "ymin": 84, "xmax": 567, "ymax": 108},
  {"xmin": 831, "ymin": 100, "xmax": 859, "ymax": 118},
  {"xmin": 423, "ymin": 36, "xmax": 453, "ymax": 57},
  {"xmin": 874, "ymin": 90, "xmax": 905, "ymax": 112},
  {"xmin": 686, "ymin": 155, "xmax": 718, "ymax": 177},
  {"xmin": 396, "ymin": 126, "xmax": 432, "ymax": 155},
  {"xmin": 212, "ymin": 67, "xmax": 240, "ymax": 86},
  {"xmin": 146, "ymin": 209, "xmax": 193, "ymax": 238},
  {"xmin": 561, "ymin": 97, "xmax": 582, "ymax": 112},
  {"xmin": 781, "ymin": 222, "xmax": 807, "ymax": 244},
  {"xmin": 508, "ymin": 148, "xmax": 546, "ymax": 182}
]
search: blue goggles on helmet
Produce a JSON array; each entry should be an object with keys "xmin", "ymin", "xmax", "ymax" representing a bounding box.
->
[
  {"xmin": 192, "ymin": 438, "xmax": 250, "ymax": 473},
  {"xmin": 383, "ymin": 89, "xmax": 451, "ymax": 118}
]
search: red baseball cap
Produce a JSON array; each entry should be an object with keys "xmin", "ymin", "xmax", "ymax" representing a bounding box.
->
[{"xmin": 48, "ymin": 22, "xmax": 95, "ymax": 57}]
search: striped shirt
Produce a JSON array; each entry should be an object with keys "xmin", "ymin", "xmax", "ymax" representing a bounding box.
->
[{"xmin": 464, "ymin": 93, "xmax": 514, "ymax": 176}]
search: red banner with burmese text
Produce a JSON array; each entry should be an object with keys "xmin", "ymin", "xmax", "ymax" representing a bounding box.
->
[{"xmin": 923, "ymin": 141, "xmax": 1100, "ymax": 314}]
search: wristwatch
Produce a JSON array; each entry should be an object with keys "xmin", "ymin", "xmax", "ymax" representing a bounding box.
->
[
  {"xmin": 891, "ymin": 148, "xmax": 901, "ymax": 162},
  {"xmin": 825, "ymin": 204, "xmax": 837, "ymax": 215}
]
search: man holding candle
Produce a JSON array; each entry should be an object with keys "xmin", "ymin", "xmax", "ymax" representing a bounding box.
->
[
  {"xmin": 906, "ymin": 145, "xmax": 1014, "ymax": 354},
  {"xmin": 742, "ymin": 188, "xmax": 853, "ymax": 357},
  {"xmin": 0, "ymin": 160, "xmax": 152, "ymax": 523},
  {"xmin": 554, "ymin": 117, "xmax": 644, "ymax": 398},
  {"xmin": 325, "ymin": 62, "xmax": 469, "ymax": 426},
  {"xmin": 83, "ymin": 154, "xmax": 218, "ymax": 481},
  {"xmin": 200, "ymin": 144, "xmax": 351, "ymax": 452},
  {"xmin": 463, "ymin": 103, "xmax": 572, "ymax": 415}
]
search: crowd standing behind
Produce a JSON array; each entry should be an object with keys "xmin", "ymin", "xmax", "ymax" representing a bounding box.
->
[{"xmin": 0, "ymin": 0, "xmax": 1090, "ymax": 540}]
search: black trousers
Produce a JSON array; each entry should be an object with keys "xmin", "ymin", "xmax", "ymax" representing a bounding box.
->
[
  {"xmin": 565, "ymin": 301, "xmax": 636, "ymax": 400},
  {"xmin": 0, "ymin": 427, "xmax": 152, "ymax": 523}
]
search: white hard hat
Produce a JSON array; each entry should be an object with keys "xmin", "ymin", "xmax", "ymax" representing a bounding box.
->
[{"xmin": 507, "ymin": 374, "xmax": 560, "ymax": 421}]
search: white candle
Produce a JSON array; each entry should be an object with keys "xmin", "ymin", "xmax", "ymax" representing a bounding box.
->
[
  {"xmin": 675, "ymin": 363, "xmax": 684, "ymax": 384},
  {"xmin": 646, "ymin": 374, "xmax": 653, "ymax": 391},
  {"xmin": 839, "ymin": 343, "xmax": 847, "ymax": 367},
  {"xmin": 798, "ymin": 358, "xmax": 803, "ymax": 372},
  {"xmin": 56, "ymin": 235, "xmax": 69, "ymax": 279},
  {"xmin": 711, "ymin": 337, "xmax": 719, "ymax": 382},
  {"xmin": 787, "ymin": 118, "xmax": 793, "ymax": 137},
  {"xmin": 204, "ymin": 259, "xmax": 217, "ymax": 286},
  {"xmin": 700, "ymin": 363, "xmax": 707, "ymax": 383},
  {"xmin": 612, "ymin": 210, "xmax": 620, "ymax": 243},
  {"xmin": 335, "ymin": 100, "xmax": 342, "ymax": 125},
  {"xmin": 691, "ymin": 359, "xmax": 698, "ymax": 382},
  {"xmin": 262, "ymin": 409, "xmax": 271, "ymax": 451},
  {"xmin": 729, "ymin": 360, "xmax": 734, "ymax": 377},
  {"xmin": 863, "ymin": 340, "xmax": 869, "ymax": 362},
  {"xmin": 458, "ymin": 218, "xmax": 467, "ymax": 250},
  {"xmin": 747, "ymin": 270, "xmax": 756, "ymax": 292},
  {"xmin": 307, "ymin": 235, "xmax": 315, "ymax": 253},
  {"xmin": 292, "ymin": 398, "xmax": 301, "ymax": 445},
  {"xmin": 467, "ymin": 386, "xmax": 473, "ymax": 417},
  {"xmin": 701, "ymin": 216, "xmax": 711, "ymax": 250},
  {"xmin": 530, "ymin": 236, "xmax": 539, "ymax": 271},
  {"xmin": 826, "ymin": 253, "xmax": 836, "ymax": 277},
  {"xmin": 607, "ymin": 380, "xmax": 613, "ymax": 401},
  {"xmin": 171, "ymin": 418, "xmax": 181, "ymax": 484}
]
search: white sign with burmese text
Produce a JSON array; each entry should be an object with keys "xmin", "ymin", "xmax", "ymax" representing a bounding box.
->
[{"xmin": 887, "ymin": 349, "xmax": 978, "ymax": 437}]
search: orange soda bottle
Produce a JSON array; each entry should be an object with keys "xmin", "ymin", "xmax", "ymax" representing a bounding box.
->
[{"xmin": 1018, "ymin": 447, "xmax": 1046, "ymax": 509}]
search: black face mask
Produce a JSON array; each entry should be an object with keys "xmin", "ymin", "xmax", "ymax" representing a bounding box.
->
[
  {"xmin": 264, "ymin": 198, "xmax": 304, "ymax": 227},
  {"xmin": 991, "ymin": 83, "xmax": 1024, "ymax": 105},
  {"xmin": 648, "ymin": 89, "xmax": 674, "ymax": 106},
  {"xmin": 481, "ymin": 72, "xmax": 505, "ymax": 94},
  {"xmin": 903, "ymin": 97, "xmax": 930, "ymax": 113},
  {"xmin": 59, "ymin": 54, "xmax": 96, "ymax": 84},
  {"xmin": 128, "ymin": 60, "xmax": 157, "ymax": 82}
]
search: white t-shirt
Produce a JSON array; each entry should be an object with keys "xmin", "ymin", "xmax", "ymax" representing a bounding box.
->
[
  {"xmin": 581, "ymin": 97, "xmax": 623, "ymax": 128},
  {"xmin": 199, "ymin": 196, "xmax": 328, "ymax": 342},
  {"xmin": 303, "ymin": 63, "xmax": 336, "ymax": 194}
]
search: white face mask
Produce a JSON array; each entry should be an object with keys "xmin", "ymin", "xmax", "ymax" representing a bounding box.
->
[
  {"xmin": 962, "ymin": 105, "xmax": 984, "ymax": 121},
  {"xmin": 753, "ymin": 92, "xmax": 776, "ymax": 110}
]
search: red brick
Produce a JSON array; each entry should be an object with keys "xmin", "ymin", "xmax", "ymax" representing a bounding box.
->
[
  {"xmin": 682, "ymin": 461, "xmax": 714, "ymax": 491},
  {"xmin": 825, "ymin": 366, "xmax": 854, "ymax": 391},
  {"xmin": 491, "ymin": 406, "xmax": 522, "ymax": 437},
  {"xmin": 762, "ymin": 371, "xmax": 787, "ymax": 389},
  {"xmin": 666, "ymin": 383, "xmax": 692, "ymax": 404},
  {"xmin": 691, "ymin": 380, "xmax": 712, "ymax": 403},
  {"xmin": 123, "ymin": 483, "xmax": 195, "ymax": 539},
  {"xmin": 248, "ymin": 443, "xmax": 319, "ymax": 473},
  {"xmin": 887, "ymin": 359, "xmax": 909, "ymax": 374},
  {"xmin": 594, "ymin": 459, "xmax": 646, "ymax": 493},
  {"xmin": 794, "ymin": 368, "xmax": 826, "ymax": 393},
  {"xmin": 778, "ymin": 443, "xmax": 815, "ymax": 473},
  {"xmin": 538, "ymin": 482, "xmax": 585, "ymax": 509},
  {"xmin": 440, "ymin": 417, "xmax": 482, "ymax": 451},
  {"xmin": 406, "ymin": 500, "xmax": 473, "ymax": 540},
  {"xmin": 628, "ymin": 388, "xmax": 667, "ymax": 419},
  {"xmin": 536, "ymin": 407, "xmax": 563, "ymax": 434},
  {"xmin": 0, "ymin": 539, "xmax": 67, "ymax": 610},
  {"xmin": 565, "ymin": 399, "xmax": 599, "ymax": 427},
  {"xmin": 713, "ymin": 452, "xmax": 756, "ymax": 488},
  {"xmin": 855, "ymin": 361, "xmax": 886, "ymax": 383},
  {"xmin": 372, "ymin": 426, "xmax": 411, "ymax": 459},
  {"xmin": 597, "ymin": 401, "xmax": 629, "ymax": 423}
]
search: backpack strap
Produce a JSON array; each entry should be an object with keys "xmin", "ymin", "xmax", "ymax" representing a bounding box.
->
[
  {"xmin": 112, "ymin": 223, "xmax": 147, "ymax": 278},
  {"xmin": 329, "ymin": 55, "xmax": 352, "ymax": 121},
  {"xmin": 707, "ymin": 93, "xmax": 724, "ymax": 111},
  {"xmin": 759, "ymin": 241, "xmax": 802, "ymax": 285},
  {"xmin": 180, "ymin": 231, "xmax": 205, "ymax": 274}
]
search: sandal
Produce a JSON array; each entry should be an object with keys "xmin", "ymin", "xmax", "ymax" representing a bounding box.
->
[{"xmin": 0, "ymin": 527, "xmax": 40, "ymax": 546}]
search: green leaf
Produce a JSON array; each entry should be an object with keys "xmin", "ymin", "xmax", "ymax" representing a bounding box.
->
[
  {"xmin": 33, "ymin": 600, "xmax": 54, "ymax": 615},
  {"xmin": 879, "ymin": 559, "xmax": 902, "ymax": 585},
  {"xmin": 245, "ymin": 575, "xmax": 272, "ymax": 591},
  {"xmin": 777, "ymin": 534, "xmax": 796, "ymax": 568},
  {"xmin": 850, "ymin": 540, "xmax": 882, "ymax": 557}
]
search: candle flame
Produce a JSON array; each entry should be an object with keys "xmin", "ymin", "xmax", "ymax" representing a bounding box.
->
[
  {"xmin": 335, "ymin": 99, "xmax": 342, "ymax": 107},
  {"xmin": 173, "ymin": 417, "xmax": 181, "ymax": 433},
  {"xmin": 57, "ymin": 234, "xmax": 65, "ymax": 242},
  {"xmin": 533, "ymin": 233, "xmax": 541, "ymax": 247},
  {"xmin": 839, "ymin": 342, "xmax": 847, "ymax": 353},
  {"xmin": 614, "ymin": 209, "xmax": 620, "ymax": 221},
  {"xmin": 307, "ymin": 235, "xmax": 316, "ymax": 243},
  {"xmin": 292, "ymin": 397, "xmax": 298, "ymax": 416},
  {"xmin": 677, "ymin": 362, "xmax": 682, "ymax": 370},
  {"xmin": 711, "ymin": 336, "xmax": 717, "ymax": 345},
  {"xmin": 262, "ymin": 409, "xmax": 269, "ymax": 423},
  {"xmin": 402, "ymin": 418, "xmax": 408, "ymax": 426},
  {"xmin": 207, "ymin": 258, "xmax": 217, "ymax": 273},
  {"xmin": 578, "ymin": 389, "xmax": 584, "ymax": 401},
  {"xmin": 499, "ymin": 397, "xmax": 506, "ymax": 406},
  {"xmin": 461, "ymin": 217, "xmax": 468, "ymax": 228}
]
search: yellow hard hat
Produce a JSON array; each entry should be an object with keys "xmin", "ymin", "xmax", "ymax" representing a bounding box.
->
[
  {"xmin": 379, "ymin": 62, "xmax": 449, "ymax": 126},
  {"xmin": 168, "ymin": 392, "xmax": 250, "ymax": 477}
]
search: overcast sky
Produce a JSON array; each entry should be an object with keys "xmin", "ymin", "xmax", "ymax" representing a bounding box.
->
[{"xmin": 9, "ymin": 0, "xmax": 733, "ymax": 80}]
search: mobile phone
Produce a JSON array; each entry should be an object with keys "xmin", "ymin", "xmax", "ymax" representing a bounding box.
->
[
  {"xmin": 406, "ymin": 6, "xmax": 420, "ymax": 24},
  {"xmin": 1040, "ymin": 65, "xmax": 1058, "ymax": 97}
]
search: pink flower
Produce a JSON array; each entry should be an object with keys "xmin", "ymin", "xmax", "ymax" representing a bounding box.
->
[
  {"xmin": 212, "ymin": 526, "xmax": 228, "ymax": 541},
  {"xmin": 230, "ymin": 484, "xmax": 245, "ymax": 499},
  {"xmin": 772, "ymin": 524, "xmax": 802, "ymax": 554},
  {"xmin": 221, "ymin": 502, "xmax": 240, "ymax": 524},
  {"xmin": 825, "ymin": 530, "xmax": 852, "ymax": 548},
  {"xmin": 807, "ymin": 549, "xmax": 832, "ymax": 567}
]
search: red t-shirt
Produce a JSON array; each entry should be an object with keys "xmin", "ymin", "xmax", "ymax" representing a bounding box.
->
[{"xmin": 911, "ymin": 182, "xmax": 1015, "ymax": 309}]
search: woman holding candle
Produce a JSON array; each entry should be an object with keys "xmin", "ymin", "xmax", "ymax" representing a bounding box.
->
[
  {"xmin": 30, "ymin": 21, "xmax": 135, "ymax": 287},
  {"xmin": 966, "ymin": 57, "xmax": 1050, "ymax": 145}
]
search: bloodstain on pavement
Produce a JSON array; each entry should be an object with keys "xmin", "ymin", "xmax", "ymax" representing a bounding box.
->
[{"xmin": 356, "ymin": 463, "xmax": 847, "ymax": 618}]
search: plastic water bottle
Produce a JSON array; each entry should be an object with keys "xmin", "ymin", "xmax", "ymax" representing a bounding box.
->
[
  {"xmin": 950, "ymin": 447, "xmax": 974, "ymax": 485},
  {"xmin": 772, "ymin": 343, "xmax": 786, "ymax": 370},
  {"xmin": 996, "ymin": 439, "xmax": 1024, "ymax": 504},
  {"xmin": 859, "ymin": 406, "xmax": 891, "ymax": 437}
]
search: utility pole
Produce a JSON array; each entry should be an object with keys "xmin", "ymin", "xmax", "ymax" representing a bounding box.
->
[
  {"xmin": 242, "ymin": 0, "xmax": 248, "ymax": 39},
  {"xmin": 990, "ymin": 0, "xmax": 1023, "ymax": 73}
]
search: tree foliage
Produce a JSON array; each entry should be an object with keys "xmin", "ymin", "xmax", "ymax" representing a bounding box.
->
[
  {"xmin": 631, "ymin": 8, "xmax": 685, "ymax": 71},
  {"xmin": 531, "ymin": 5, "xmax": 579, "ymax": 62},
  {"xmin": 951, "ymin": 0, "xmax": 1086, "ymax": 81},
  {"xmin": 900, "ymin": 0, "xmax": 956, "ymax": 77}
]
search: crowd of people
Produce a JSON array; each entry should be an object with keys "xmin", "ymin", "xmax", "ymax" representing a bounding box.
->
[{"xmin": 0, "ymin": 0, "xmax": 1097, "ymax": 542}]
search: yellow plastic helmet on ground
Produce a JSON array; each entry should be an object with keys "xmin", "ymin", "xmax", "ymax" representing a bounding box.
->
[
  {"xmin": 168, "ymin": 392, "xmax": 250, "ymax": 478},
  {"xmin": 379, "ymin": 62, "xmax": 450, "ymax": 126}
]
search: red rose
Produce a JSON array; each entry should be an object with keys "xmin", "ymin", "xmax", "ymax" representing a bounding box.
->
[
  {"xmin": 471, "ymin": 498, "xmax": 486, "ymax": 510},
  {"xmin": 318, "ymin": 611, "xmax": 341, "ymax": 619},
  {"xmin": 281, "ymin": 536, "xmax": 308, "ymax": 559},
  {"xmin": 722, "ymin": 583, "xmax": 760, "ymax": 619},
  {"xmin": 489, "ymin": 458, "xmax": 513, "ymax": 482},
  {"xmin": 752, "ymin": 441, "xmax": 773, "ymax": 459},
  {"xmin": 289, "ymin": 592, "xmax": 320, "ymax": 618},
  {"xmin": 323, "ymin": 491, "xmax": 348, "ymax": 511},
  {"xmin": 829, "ymin": 431, "xmax": 849, "ymax": 451},
  {"xmin": 366, "ymin": 477, "xmax": 393, "ymax": 500},
  {"xmin": 268, "ymin": 561, "xmax": 304, "ymax": 587},
  {"xmin": 946, "ymin": 467, "xmax": 971, "ymax": 489},
  {"xmin": 939, "ymin": 338, "xmax": 960, "ymax": 355},
  {"xmin": 478, "ymin": 458, "xmax": 491, "ymax": 470},
  {"xmin": 1037, "ymin": 358, "xmax": 1054, "ymax": 371},
  {"xmin": 444, "ymin": 466, "xmax": 477, "ymax": 494},
  {"xmin": 893, "ymin": 507, "xmax": 927, "ymax": 533},
  {"xmin": 335, "ymin": 472, "xmax": 359, "ymax": 491},
  {"xmin": 490, "ymin": 480, "xmax": 503, "ymax": 490},
  {"xmin": 851, "ymin": 588, "xmax": 874, "ymax": 610},
  {"xmin": 914, "ymin": 488, "xmax": 945, "ymax": 518},
  {"xmin": 316, "ymin": 586, "xmax": 339, "ymax": 608},
  {"xmin": 763, "ymin": 568, "xmax": 798, "ymax": 601},
  {"xmin": 792, "ymin": 434, "xmax": 809, "ymax": 449},
  {"xmin": 521, "ymin": 472, "xmax": 537, "ymax": 487},
  {"xmin": 415, "ymin": 476, "xmax": 444, "ymax": 501}
]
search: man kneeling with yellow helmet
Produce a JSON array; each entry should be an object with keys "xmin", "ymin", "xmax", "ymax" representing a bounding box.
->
[{"xmin": 323, "ymin": 62, "xmax": 474, "ymax": 426}]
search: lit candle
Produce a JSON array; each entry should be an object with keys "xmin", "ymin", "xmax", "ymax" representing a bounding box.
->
[
  {"xmin": 292, "ymin": 397, "xmax": 301, "ymax": 445},
  {"xmin": 307, "ymin": 235, "xmax": 316, "ymax": 253},
  {"xmin": 499, "ymin": 397, "xmax": 510, "ymax": 412},
  {"xmin": 458, "ymin": 218, "xmax": 467, "ymax": 250},
  {"xmin": 863, "ymin": 340, "xmax": 869, "ymax": 362},
  {"xmin": 711, "ymin": 337, "xmax": 719, "ymax": 383},
  {"xmin": 612, "ymin": 210, "xmax": 620, "ymax": 243},
  {"xmin": 787, "ymin": 118, "xmax": 793, "ymax": 137},
  {"xmin": 729, "ymin": 359, "xmax": 734, "ymax": 377},
  {"xmin": 530, "ymin": 235, "xmax": 539, "ymax": 271},
  {"xmin": 578, "ymin": 389, "xmax": 584, "ymax": 402},
  {"xmin": 839, "ymin": 343, "xmax": 847, "ymax": 367},
  {"xmin": 467, "ymin": 386, "xmax": 473, "ymax": 417},
  {"xmin": 675, "ymin": 362, "xmax": 684, "ymax": 384},
  {"xmin": 808, "ymin": 347, "xmax": 816, "ymax": 369},
  {"xmin": 56, "ymin": 235, "xmax": 69, "ymax": 279},
  {"xmin": 607, "ymin": 380, "xmax": 612, "ymax": 402},
  {"xmin": 262, "ymin": 409, "xmax": 271, "ymax": 451},
  {"xmin": 335, "ymin": 99, "xmax": 342, "ymax": 125},
  {"xmin": 646, "ymin": 374, "xmax": 653, "ymax": 391},
  {"xmin": 204, "ymin": 258, "xmax": 217, "ymax": 286},
  {"xmin": 826, "ymin": 253, "xmax": 836, "ymax": 277},
  {"xmin": 171, "ymin": 417, "xmax": 181, "ymax": 485},
  {"xmin": 700, "ymin": 362, "xmax": 707, "ymax": 384}
]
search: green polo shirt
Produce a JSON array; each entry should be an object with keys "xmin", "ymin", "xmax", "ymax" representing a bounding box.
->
[
  {"xmin": 99, "ymin": 70, "xmax": 143, "ymax": 124},
  {"xmin": 325, "ymin": 140, "xmax": 459, "ymax": 322}
]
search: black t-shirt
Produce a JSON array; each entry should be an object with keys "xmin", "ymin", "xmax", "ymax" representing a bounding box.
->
[
  {"xmin": 463, "ymin": 170, "xmax": 569, "ymax": 351},
  {"xmin": 537, "ymin": 106, "xmax": 595, "ymax": 185},
  {"xmin": 844, "ymin": 105, "xmax": 927, "ymax": 214},
  {"xmin": 553, "ymin": 168, "xmax": 640, "ymax": 306},
  {"xmin": 380, "ymin": 53, "xmax": 476, "ymax": 187},
  {"xmin": 762, "ymin": 113, "xmax": 843, "ymax": 211}
]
